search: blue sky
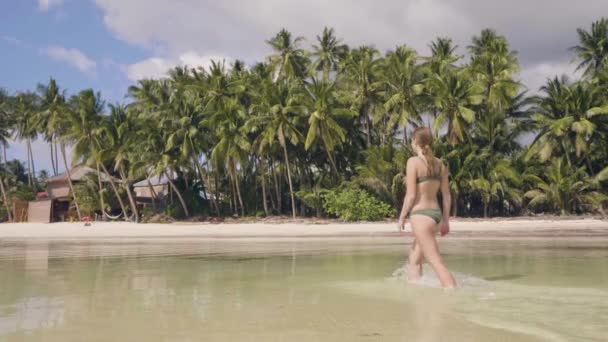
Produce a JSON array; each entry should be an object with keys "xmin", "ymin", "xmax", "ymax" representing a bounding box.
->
[
  {"xmin": 1, "ymin": 1, "xmax": 145, "ymax": 102},
  {"xmin": 1, "ymin": 0, "xmax": 607, "ymax": 174}
]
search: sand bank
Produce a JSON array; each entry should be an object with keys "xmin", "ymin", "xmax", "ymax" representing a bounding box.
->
[{"xmin": 0, "ymin": 218, "xmax": 606, "ymax": 240}]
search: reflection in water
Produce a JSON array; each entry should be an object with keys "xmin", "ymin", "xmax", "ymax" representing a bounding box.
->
[
  {"xmin": 484, "ymin": 274, "xmax": 524, "ymax": 281},
  {"xmin": 0, "ymin": 239, "xmax": 606, "ymax": 341},
  {"xmin": 24, "ymin": 242, "xmax": 48, "ymax": 277}
]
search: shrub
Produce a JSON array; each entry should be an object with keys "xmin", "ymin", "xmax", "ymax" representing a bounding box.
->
[
  {"xmin": 164, "ymin": 203, "xmax": 185, "ymax": 220},
  {"xmin": 73, "ymin": 181, "xmax": 100, "ymax": 217},
  {"xmin": 255, "ymin": 210, "xmax": 266, "ymax": 218},
  {"xmin": 322, "ymin": 187, "xmax": 395, "ymax": 221},
  {"xmin": 0, "ymin": 207, "xmax": 8, "ymax": 222}
]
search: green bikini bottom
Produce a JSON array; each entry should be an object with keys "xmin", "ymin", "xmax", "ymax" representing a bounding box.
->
[{"xmin": 410, "ymin": 208, "xmax": 442, "ymax": 224}]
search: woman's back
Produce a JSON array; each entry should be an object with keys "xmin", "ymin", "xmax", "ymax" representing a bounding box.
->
[{"xmin": 409, "ymin": 156, "xmax": 443, "ymax": 210}]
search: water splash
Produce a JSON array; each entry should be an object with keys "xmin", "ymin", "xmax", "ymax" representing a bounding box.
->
[
  {"xmin": 329, "ymin": 264, "xmax": 608, "ymax": 342},
  {"xmin": 390, "ymin": 263, "xmax": 493, "ymax": 290}
]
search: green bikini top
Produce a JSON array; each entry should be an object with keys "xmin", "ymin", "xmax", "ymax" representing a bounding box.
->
[
  {"xmin": 416, "ymin": 175, "xmax": 441, "ymax": 183},
  {"xmin": 415, "ymin": 157, "xmax": 442, "ymax": 184}
]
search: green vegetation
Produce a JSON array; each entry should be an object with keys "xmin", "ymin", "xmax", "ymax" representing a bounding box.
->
[
  {"xmin": 323, "ymin": 186, "xmax": 395, "ymax": 221},
  {"xmin": 1, "ymin": 20, "xmax": 608, "ymax": 221}
]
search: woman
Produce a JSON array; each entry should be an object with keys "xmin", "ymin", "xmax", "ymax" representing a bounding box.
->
[{"xmin": 398, "ymin": 127, "xmax": 456, "ymax": 288}]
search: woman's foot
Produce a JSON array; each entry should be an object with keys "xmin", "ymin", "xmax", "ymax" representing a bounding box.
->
[{"xmin": 406, "ymin": 263, "xmax": 422, "ymax": 282}]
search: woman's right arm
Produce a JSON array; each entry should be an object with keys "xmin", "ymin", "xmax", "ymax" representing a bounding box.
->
[{"xmin": 398, "ymin": 158, "xmax": 417, "ymax": 231}]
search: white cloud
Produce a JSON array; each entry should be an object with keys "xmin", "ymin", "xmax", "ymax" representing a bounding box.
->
[
  {"xmin": 42, "ymin": 46, "xmax": 97, "ymax": 76},
  {"xmin": 519, "ymin": 61, "xmax": 582, "ymax": 94},
  {"xmin": 126, "ymin": 52, "xmax": 231, "ymax": 80},
  {"xmin": 93, "ymin": 0, "xmax": 608, "ymax": 86},
  {"xmin": 38, "ymin": 0, "xmax": 64, "ymax": 11}
]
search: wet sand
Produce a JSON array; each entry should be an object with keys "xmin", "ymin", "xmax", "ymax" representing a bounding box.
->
[{"xmin": 0, "ymin": 218, "xmax": 606, "ymax": 240}]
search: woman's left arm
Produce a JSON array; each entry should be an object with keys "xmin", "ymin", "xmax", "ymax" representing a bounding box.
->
[{"xmin": 439, "ymin": 162, "xmax": 451, "ymax": 236}]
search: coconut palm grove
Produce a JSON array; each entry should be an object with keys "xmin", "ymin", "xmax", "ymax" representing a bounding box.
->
[{"xmin": 1, "ymin": 20, "xmax": 608, "ymax": 222}]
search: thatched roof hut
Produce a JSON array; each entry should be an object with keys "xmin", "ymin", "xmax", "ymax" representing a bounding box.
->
[
  {"xmin": 46, "ymin": 166, "xmax": 113, "ymax": 200},
  {"xmin": 133, "ymin": 173, "xmax": 174, "ymax": 200}
]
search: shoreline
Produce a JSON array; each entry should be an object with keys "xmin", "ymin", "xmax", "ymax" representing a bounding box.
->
[{"xmin": 0, "ymin": 218, "xmax": 607, "ymax": 240}]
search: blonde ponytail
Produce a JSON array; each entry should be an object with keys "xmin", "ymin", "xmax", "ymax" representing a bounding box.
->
[{"xmin": 412, "ymin": 127, "xmax": 439, "ymax": 177}]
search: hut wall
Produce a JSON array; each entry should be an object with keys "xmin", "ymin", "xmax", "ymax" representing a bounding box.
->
[
  {"xmin": 47, "ymin": 181, "xmax": 70, "ymax": 199},
  {"xmin": 27, "ymin": 200, "xmax": 52, "ymax": 223}
]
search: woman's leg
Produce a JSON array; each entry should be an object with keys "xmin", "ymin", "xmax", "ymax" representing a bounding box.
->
[
  {"xmin": 407, "ymin": 239, "xmax": 423, "ymax": 280},
  {"xmin": 410, "ymin": 216, "xmax": 456, "ymax": 288}
]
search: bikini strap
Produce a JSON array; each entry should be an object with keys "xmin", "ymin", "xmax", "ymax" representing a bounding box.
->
[{"xmin": 416, "ymin": 156, "xmax": 441, "ymax": 178}]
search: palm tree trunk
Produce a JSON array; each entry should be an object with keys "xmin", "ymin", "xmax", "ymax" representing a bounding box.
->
[
  {"xmin": 561, "ymin": 140, "xmax": 572, "ymax": 168},
  {"xmin": 28, "ymin": 139, "xmax": 37, "ymax": 188},
  {"xmin": 192, "ymin": 153, "xmax": 219, "ymax": 216},
  {"xmin": 452, "ymin": 190, "xmax": 458, "ymax": 217},
  {"xmin": 281, "ymin": 142, "xmax": 297, "ymax": 219},
  {"xmin": 585, "ymin": 156, "xmax": 595, "ymax": 174},
  {"xmin": 204, "ymin": 169, "xmax": 217, "ymax": 215},
  {"xmin": 228, "ymin": 173, "xmax": 236, "ymax": 215},
  {"xmin": 96, "ymin": 162, "xmax": 107, "ymax": 220},
  {"xmin": 483, "ymin": 201, "xmax": 488, "ymax": 218},
  {"xmin": 0, "ymin": 176, "xmax": 12, "ymax": 222},
  {"xmin": 231, "ymin": 161, "xmax": 245, "ymax": 216},
  {"xmin": 0, "ymin": 148, "xmax": 10, "ymax": 222},
  {"xmin": 365, "ymin": 109, "xmax": 372, "ymax": 146},
  {"xmin": 119, "ymin": 164, "xmax": 138, "ymax": 222},
  {"xmin": 60, "ymin": 144, "xmax": 82, "ymax": 220},
  {"xmin": 213, "ymin": 166, "xmax": 220, "ymax": 213},
  {"xmin": 54, "ymin": 142, "xmax": 59, "ymax": 175},
  {"xmin": 50, "ymin": 139, "xmax": 57, "ymax": 176},
  {"xmin": 99, "ymin": 163, "xmax": 129, "ymax": 221},
  {"xmin": 3, "ymin": 145, "xmax": 7, "ymax": 166},
  {"xmin": 146, "ymin": 177, "xmax": 157, "ymax": 213},
  {"xmin": 26, "ymin": 140, "xmax": 33, "ymax": 187},
  {"xmin": 270, "ymin": 157, "xmax": 281, "ymax": 213},
  {"xmin": 260, "ymin": 159, "xmax": 269, "ymax": 217},
  {"xmin": 266, "ymin": 158, "xmax": 276, "ymax": 213},
  {"xmin": 327, "ymin": 151, "xmax": 339, "ymax": 176},
  {"xmin": 165, "ymin": 171, "xmax": 189, "ymax": 217}
]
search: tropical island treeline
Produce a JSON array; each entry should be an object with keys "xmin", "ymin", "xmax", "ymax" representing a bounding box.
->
[{"xmin": 1, "ymin": 19, "xmax": 608, "ymax": 222}]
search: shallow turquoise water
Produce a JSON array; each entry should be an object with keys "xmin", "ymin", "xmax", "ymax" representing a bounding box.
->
[{"xmin": 0, "ymin": 239, "xmax": 606, "ymax": 341}]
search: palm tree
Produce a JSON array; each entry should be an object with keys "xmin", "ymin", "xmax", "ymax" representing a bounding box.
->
[
  {"xmin": 529, "ymin": 77, "xmax": 607, "ymax": 169},
  {"xmin": 525, "ymin": 158, "xmax": 607, "ymax": 215},
  {"xmin": 570, "ymin": 18, "xmax": 608, "ymax": 78},
  {"xmin": 468, "ymin": 29, "xmax": 520, "ymax": 112},
  {"xmin": 311, "ymin": 27, "xmax": 348, "ymax": 81},
  {"xmin": 128, "ymin": 79, "xmax": 191, "ymax": 217},
  {"xmin": 266, "ymin": 29, "xmax": 309, "ymax": 83},
  {"xmin": 209, "ymin": 98, "xmax": 250, "ymax": 216},
  {"xmin": 304, "ymin": 78, "xmax": 355, "ymax": 174},
  {"xmin": 246, "ymin": 70, "xmax": 305, "ymax": 218},
  {"xmin": 102, "ymin": 104, "xmax": 141, "ymax": 221},
  {"xmin": 64, "ymin": 90, "xmax": 110, "ymax": 220},
  {"xmin": 379, "ymin": 45, "xmax": 424, "ymax": 143},
  {"xmin": 424, "ymin": 37, "xmax": 461, "ymax": 76},
  {"xmin": 163, "ymin": 75, "xmax": 220, "ymax": 216},
  {"xmin": 353, "ymin": 145, "xmax": 407, "ymax": 203},
  {"xmin": 427, "ymin": 71, "xmax": 484, "ymax": 144},
  {"xmin": 0, "ymin": 89, "xmax": 13, "ymax": 221},
  {"xmin": 36, "ymin": 78, "xmax": 64, "ymax": 176},
  {"xmin": 341, "ymin": 46, "xmax": 382, "ymax": 145},
  {"xmin": 12, "ymin": 92, "xmax": 40, "ymax": 188},
  {"xmin": 468, "ymin": 155, "xmax": 522, "ymax": 217}
]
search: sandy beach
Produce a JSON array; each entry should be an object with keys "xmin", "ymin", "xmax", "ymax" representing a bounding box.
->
[{"xmin": 1, "ymin": 218, "xmax": 607, "ymax": 240}]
